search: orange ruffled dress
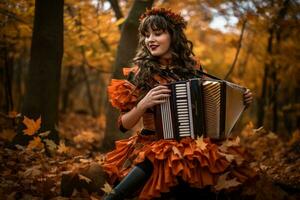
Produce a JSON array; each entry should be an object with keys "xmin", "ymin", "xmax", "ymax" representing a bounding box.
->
[{"xmin": 103, "ymin": 67, "xmax": 256, "ymax": 199}]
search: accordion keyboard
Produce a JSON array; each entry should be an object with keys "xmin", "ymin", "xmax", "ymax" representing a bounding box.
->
[
  {"xmin": 160, "ymin": 82, "xmax": 195, "ymax": 139},
  {"xmin": 175, "ymin": 82, "xmax": 194, "ymax": 138}
]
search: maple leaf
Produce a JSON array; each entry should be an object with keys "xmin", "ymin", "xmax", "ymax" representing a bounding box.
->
[
  {"xmin": 195, "ymin": 135, "xmax": 207, "ymax": 151},
  {"xmin": 215, "ymin": 172, "xmax": 241, "ymax": 191},
  {"xmin": 27, "ymin": 136, "xmax": 44, "ymax": 150},
  {"xmin": 78, "ymin": 174, "xmax": 92, "ymax": 183},
  {"xmin": 172, "ymin": 146, "xmax": 183, "ymax": 159},
  {"xmin": 101, "ymin": 182, "xmax": 113, "ymax": 194},
  {"xmin": 57, "ymin": 140, "xmax": 69, "ymax": 154},
  {"xmin": 23, "ymin": 116, "xmax": 41, "ymax": 136}
]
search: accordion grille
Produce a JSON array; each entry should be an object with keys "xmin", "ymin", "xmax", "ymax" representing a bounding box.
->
[{"xmin": 202, "ymin": 81, "xmax": 221, "ymax": 138}]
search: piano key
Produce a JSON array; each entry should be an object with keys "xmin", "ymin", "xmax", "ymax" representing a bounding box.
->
[
  {"xmin": 179, "ymin": 129, "xmax": 191, "ymax": 132},
  {"xmin": 179, "ymin": 122, "xmax": 189, "ymax": 126},
  {"xmin": 176, "ymin": 99, "xmax": 188, "ymax": 103},
  {"xmin": 176, "ymin": 102, "xmax": 188, "ymax": 105},
  {"xmin": 178, "ymin": 120, "xmax": 190, "ymax": 123},
  {"xmin": 177, "ymin": 108, "xmax": 188, "ymax": 111},
  {"xmin": 178, "ymin": 115, "xmax": 189, "ymax": 118},
  {"xmin": 177, "ymin": 106, "xmax": 188, "ymax": 109},
  {"xmin": 176, "ymin": 95, "xmax": 187, "ymax": 98},
  {"xmin": 179, "ymin": 133, "xmax": 191, "ymax": 137}
]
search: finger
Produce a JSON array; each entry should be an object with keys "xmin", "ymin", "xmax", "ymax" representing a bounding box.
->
[
  {"xmin": 153, "ymin": 100, "xmax": 168, "ymax": 105},
  {"xmin": 246, "ymin": 96, "xmax": 253, "ymax": 101},
  {"xmin": 153, "ymin": 94, "xmax": 171, "ymax": 100},
  {"xmin": 152, "ymin": 85, "xmax": 169, "ymax": 91},
  {"xmin": 244, "ymin": 98, "xmax": 253, "ymax": 105},
  {"xmin": 244, "ymin": 92, "xmax": 252, "ymax": 98},
  {"xmin": 152, "ymin": 89, "xmax": 171, "ymax": 95}
]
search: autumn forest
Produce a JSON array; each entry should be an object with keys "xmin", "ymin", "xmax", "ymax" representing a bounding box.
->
[{"xmin": 0, "ymin": 0, "xmax": 299, "ymax": 199}]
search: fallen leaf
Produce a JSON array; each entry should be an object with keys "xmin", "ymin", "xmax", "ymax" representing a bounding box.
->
[
  {"xmin": 23, "ymin": 165, "xmax": 42, "ymax": 178},
  {"xmin": 101, "ymin": 182, "xmax": 113, "ymax": 194},
  {"xmin": 44, "ymin": 139, "xmax": 57, "ymax": 152},
  {"xmin": 219, "ymin": 137, "xmax": 240, "ymax": 152},
  {"xmin": 266, "ymin": 132, "xmax": 278, "ymax": 140},
  {"xmin": 57, "ymin": 140, "xmax": 69, "ymax": 154},
  {"xmin": 218, "ymin": 152, "xmax": 235, "ymax": 162},
  {"xmin": 39, "ymin": 130, "xmax": 51, "ymax": 137},
  {"xmin": 27, "ymin": 136, "xmax": 44, "ymax": 150},
  {"xmin": 23, "ymin": 116, "xmax": 41, "ymax": 136},
  {"xmin": 195, "ymin": 135, "xmax": 207, "ymax": 151},
  {"xmin": 215, "ymin": 172, "xmax": 241, "ymax": 191},
  {"xmin": 0, "ymin": 129, "xmax": 16, "ymax": 141}
]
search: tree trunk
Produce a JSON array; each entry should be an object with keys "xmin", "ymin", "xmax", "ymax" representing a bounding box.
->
[
  {"xmin": 102, "ymin": 0, "xmax": 154, "ymax": 152},
  {"xmin": 108, "ymin": 0, "xmax": 123, "ymax": 19},
  {"xmin": 14, "ymin": 0, "xmax": 64, "ymax": 145},
  {"xmin": 257, "ymin": 0, "xmax": 290, "ymax": 130}
]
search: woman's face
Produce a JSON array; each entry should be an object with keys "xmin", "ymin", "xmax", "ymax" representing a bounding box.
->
[{"xmin": 144, "ymin": 27, "xmax": 172, "ymax": 59}]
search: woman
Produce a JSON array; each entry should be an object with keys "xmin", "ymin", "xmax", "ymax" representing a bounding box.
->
[{"xmin": 103, "ymin": 8, "xmax": 255, "ymax": 200}]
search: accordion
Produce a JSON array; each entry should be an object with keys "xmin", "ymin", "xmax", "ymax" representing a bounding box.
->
[{"xmin": 154, "ymin": 78, "xmax": 246, "ymax": 140}]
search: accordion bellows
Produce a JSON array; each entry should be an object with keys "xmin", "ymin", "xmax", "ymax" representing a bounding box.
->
[{"xmin": 155, "ymin": 78, "xmax": 246, "ymax": 140}]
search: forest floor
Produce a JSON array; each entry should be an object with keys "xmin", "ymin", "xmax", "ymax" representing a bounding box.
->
[{"xmin": 0, "ymin": 112, "xmax": 300, "ymax": 200}]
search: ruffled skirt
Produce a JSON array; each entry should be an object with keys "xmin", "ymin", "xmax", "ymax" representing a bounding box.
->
[{"xmin": 102, "ymin": 132, "xmax": 256, "ymax": 199}]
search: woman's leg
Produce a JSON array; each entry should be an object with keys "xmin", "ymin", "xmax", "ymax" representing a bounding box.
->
[{"xmin": 104, "ymin": 159, "xmax": 153, "ymax": 200}]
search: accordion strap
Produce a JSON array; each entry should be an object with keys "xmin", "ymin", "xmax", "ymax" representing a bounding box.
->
[{"xmin": 195, "ymin": 70, "xmax": 221, "ymax": 80}]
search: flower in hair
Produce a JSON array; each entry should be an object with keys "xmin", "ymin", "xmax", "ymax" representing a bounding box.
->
[{"xmin": 140, "ymin": 7, "xmax": 187, "ymax": 29}]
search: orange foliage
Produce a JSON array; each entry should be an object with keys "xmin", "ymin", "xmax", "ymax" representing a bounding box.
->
[{"xmin": 23, "ymin": 116, "xmax": 41, "ymax": 136}]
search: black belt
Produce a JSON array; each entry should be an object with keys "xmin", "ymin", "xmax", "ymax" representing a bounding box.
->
[{"xmin": 140, "ymin": 129, "xmax": 155, "ymax": 136}]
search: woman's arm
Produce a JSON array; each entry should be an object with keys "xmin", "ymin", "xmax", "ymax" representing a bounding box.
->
[{"xmin": 121, "ymin": 85, "xmax": 171, "ymax": 130}]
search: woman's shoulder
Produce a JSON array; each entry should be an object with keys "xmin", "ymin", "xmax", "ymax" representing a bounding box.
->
[{"xmin": 107, "ymin": 66, "xmax": 141, "ymax": 111}]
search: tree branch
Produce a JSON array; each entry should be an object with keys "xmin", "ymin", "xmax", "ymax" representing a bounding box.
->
[
  {"xmin": 0, "ymin": 7, "xmax": 32, "ymax": 29},
  {"xmin": 224, "ymin": 19, "xmax": 247, "ymax": 80}
]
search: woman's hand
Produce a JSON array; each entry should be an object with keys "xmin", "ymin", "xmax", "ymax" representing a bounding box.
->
[
  {"xmin": 243, "ymin": 88, "xmax": 253, "ymax": 107},
  {"xmin": 137, "ymin": 85, "xmax": 171, "ymax": 111}
]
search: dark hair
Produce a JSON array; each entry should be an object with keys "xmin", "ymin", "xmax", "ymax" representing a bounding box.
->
[{"xmin": 133, "ymin": 13, "xmax": 197, "ymax": 91}]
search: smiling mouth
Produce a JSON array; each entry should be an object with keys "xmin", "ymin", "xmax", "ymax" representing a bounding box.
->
[{"xmin": 149, "ymin": 45, "xmax": 159, "ymax": 51}]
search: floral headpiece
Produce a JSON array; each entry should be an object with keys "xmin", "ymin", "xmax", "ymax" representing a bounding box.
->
[{"xmin": 140, "ymin": 7, "xmax": 187, "ymax": 29}]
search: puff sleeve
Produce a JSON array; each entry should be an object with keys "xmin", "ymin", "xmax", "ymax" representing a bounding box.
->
[{"xmin": 107, "ymin": 67, "xmax": 140, "ymax": 132}]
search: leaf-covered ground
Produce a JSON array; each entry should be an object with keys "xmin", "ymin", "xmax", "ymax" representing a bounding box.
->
[{"xmin": 0, "ymin": 113, "xmax": 299, "ymax": 200}]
